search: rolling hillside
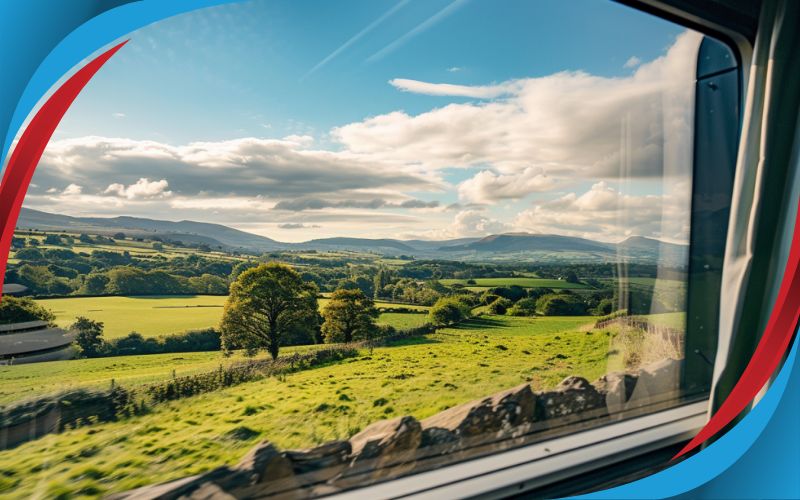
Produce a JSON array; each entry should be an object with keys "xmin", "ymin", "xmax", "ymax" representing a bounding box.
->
[{"xmin": 16, "ymin": 208, "xmax": 687, "ymax": 264}]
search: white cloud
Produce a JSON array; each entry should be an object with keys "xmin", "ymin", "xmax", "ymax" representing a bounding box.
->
[
  {"xmin": 104, "ymin": 178, "xmax": 172, "ymax": 200},
  {"xmin": 389, "ymin": 78, "xmax": 517, "ymax": 99},
  {"xmin": 28, "ymin": 32, "xmax": 700, "ymax": 242},
  {"xmin": 62, "ymin": 184, "xmax": 82, "ymax": 196},
  {"xmin": 336, "ymin": 31, "xmax": 701, "ymax": 183},
  {"xmin": 416, "ymin": 209, "xmax": 511, "ymax": 239},
  {"xmin": 458, "ymin": 167, "xmax": 556, "ymax": 203},
  {"xmin": 36, "ymin": 136, "xmax": 439, "ymax": 199},
  {"xmin": 112, "ymin": 112, "xmax": 126, "ymax": 119},
  {"xmin": 514, "ymin": 181, "xmax": 689, "ymax": 242},
  {"xmin": 624, "ymin": 56, "xmax": 642, "ymax": 69},
  {"xmin": 446, "ymin": 66, "xmax": 462, "ymax": 73}
]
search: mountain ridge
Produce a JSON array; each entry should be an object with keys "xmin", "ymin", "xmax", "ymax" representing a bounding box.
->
[{"xmin": 16, "ymin": 207, "xmax": 687, "ymax": 264}]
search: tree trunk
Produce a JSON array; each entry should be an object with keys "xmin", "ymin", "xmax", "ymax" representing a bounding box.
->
[{"xmin": 268, "ymin": 317, "xmax": 280, "ymax": 360}]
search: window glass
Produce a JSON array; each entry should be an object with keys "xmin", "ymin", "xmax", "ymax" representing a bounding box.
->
[{"xmin": 0, "ymin": 1, "xmax": 710, "ymax": 497}]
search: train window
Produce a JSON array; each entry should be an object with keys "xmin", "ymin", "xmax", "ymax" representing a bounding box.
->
[{"xmin": 0, "ymin": 1, "xmax": 739, "ymax": 497}]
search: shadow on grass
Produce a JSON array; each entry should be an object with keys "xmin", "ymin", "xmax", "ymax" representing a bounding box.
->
[
  {"xmin": 448, "ymin": 316, "xmax": 507, "ymax": 330},
  {"xmin": 383, "ymin": 336, "xmax": 442, "ymax": 347}
]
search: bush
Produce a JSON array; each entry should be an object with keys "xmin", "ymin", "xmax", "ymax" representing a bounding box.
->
[
  {"xmin": 536, "ymin": 293, "xmax": 588, "ymax": 316},
  {"xmin": 507, "ymin": 297, "xmax": 537, "ymax": 316},
  {"xmin": 0, "ymin": 296, "xmax": 55, "ymax": 324},
  {"xmin": 487, "ymin": 286, "xmax": 526, "ymax": 302},
  {"xmin": 104, "ymin": 329, "xmax": 222, "ymax": 356},
  {"xmin": 592, "ymin": 297, "xmax": 616, "ymax": 316},
  {"xmin": 488, "ymin": 297, "xmax": 513, "ymax": 315},
  {"xmin": 428, "ymin": 296, "xmax": 471, "ymax": 326},
  {"xmin": 480, "ymin": 292, "xmax": 501, "ymax": 306}
]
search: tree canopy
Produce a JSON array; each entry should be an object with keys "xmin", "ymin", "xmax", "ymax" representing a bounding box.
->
[
  {"xmin": 321, "ymin": 288, "xmax": 379, "ymax": 344},
  {"xmin": 0, "ymin": 296, "xmax": 55, "ymax": 325},
  {"xmin": 219, "ymin": 262, "xmax": 318, "ymax": 359}
]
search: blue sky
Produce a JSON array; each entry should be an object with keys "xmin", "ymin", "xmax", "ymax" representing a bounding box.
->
[{"xmin": 29, "ymin": 0, "xmax": 699, "ymax": 243}]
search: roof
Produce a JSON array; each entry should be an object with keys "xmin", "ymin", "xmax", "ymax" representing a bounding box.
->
[
  {"xmin": 2, "ymin": 284, "xmax": 28, "ymax": 295},
  {"xmin": 0, "ymin": 320, "xmax": 49, "ymax": 333},
  {"xmin": 0, "ymin": 328, "xmax": 75, "ymax": 356}
]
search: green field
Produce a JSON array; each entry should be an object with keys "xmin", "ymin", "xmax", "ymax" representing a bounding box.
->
[
  {"xmin": 36, "ymin": 296, "xmax": 430, "ymax": 339},
  {"xmin": 38, "ymin": 295, "xmax": 228, "ymax": 339},
  {"xmin": 440, "ymin": 277, "xmax": 591, "ymax": 289},
  {"xmin": 0, "ymin": 347, "xmax": 312, "ymax": 406},
  {"xmin": 0, "ymin": 314, "xmax": 605, "ymax": 498}
]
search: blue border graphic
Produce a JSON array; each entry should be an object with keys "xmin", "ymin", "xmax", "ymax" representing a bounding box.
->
[{"xmin": 0, "ymin": 2, "xmax": 797, "ymax": 498}]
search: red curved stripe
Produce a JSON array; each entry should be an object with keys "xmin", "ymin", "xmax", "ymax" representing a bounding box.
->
[
  {"xmin": 0, "ymin": 41, "xmax": 127, "ymax": 301},
  {"xmin": 675, "ymin": 198, "xmax": 800, "ymax": 459}
]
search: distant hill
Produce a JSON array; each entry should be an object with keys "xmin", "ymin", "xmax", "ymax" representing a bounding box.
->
[
  {"xmin": 301, "ymin": 237, "xmax": 417, "ymax": 253},
  {"xmin": 17, "ymin": 208, "xmax": 283, "ymax": 253},
  {"xmin": 16, "ymin": 208, "xmax": 688, "ymax": 264},
  {"xmin": 444, "ymin": 233, "xmax": 614, "ymax": 254}
]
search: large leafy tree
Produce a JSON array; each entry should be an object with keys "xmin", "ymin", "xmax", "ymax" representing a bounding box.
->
[
  {"xmin": 321, "ymin": 288, "xmax": 379, "ymax": 344},
  {"xmin": 220, "ymin": 262, "xmax": 318, "ymax": 359},
  {"xmin": 71, "ymin": 316, "xmax": 105, "ymax": 358}
]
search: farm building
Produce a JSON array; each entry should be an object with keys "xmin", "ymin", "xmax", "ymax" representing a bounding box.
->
[{"xmin": 0, "ymin": 284, "xmax": 76, "ymax": 365}]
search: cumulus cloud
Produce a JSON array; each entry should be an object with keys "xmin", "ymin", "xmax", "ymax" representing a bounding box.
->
[
  {"xmin": 62, "ymin": 184, "xmax": 82, "ymax": 196},
  {"xmin": 104, "ymin": 178, "xmax": 171, "ymax": 199},
  {"xmin": 27, "ymin": 32, "xmax": 700, "ymax": 242},
  {"xmin": 336, "ymin": 31, "xmax": 700, "ymax": 182},
  {"xmin": 458, "ymin": 167, "xmax": 556, "ymax": 203},
  {"xmin": 35, "ymin": 136, "xmax": 439, "ymax": 200},
  {"xmin": 414, "ymin": 209, "xmax": 511, "ymax": 239},
  {"xmin": 514, "ymin": 181, "xmax": 689, "ymax": 242}
]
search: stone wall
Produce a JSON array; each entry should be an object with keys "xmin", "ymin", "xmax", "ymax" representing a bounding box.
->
[{"xmin": 114, "ymin": 358, "xmax": 682, "ymax": 499}]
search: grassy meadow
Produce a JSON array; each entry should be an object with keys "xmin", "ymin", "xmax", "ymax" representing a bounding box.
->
[
  {"xmin": 0, "ymin": 314, "xmax": 610, "ymax": 498},
  {"xmin": 36, "ymin": 296, "xmax": 430, "ymax": 339}
]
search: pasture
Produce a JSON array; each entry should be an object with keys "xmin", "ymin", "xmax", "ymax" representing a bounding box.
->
[
  {"xmin": 38, "ymin": 295, "xmax": 228, "ymax": 339},
  {"xmin": 36, "ymin": 296, "xmax": 430, "ymax": 339},
  {"xmin": 440, "ymin": 277, "xmax": 591, "ymax": 289},
  {"xmin": 0, "ymin": 314, "xmax": 606, "ymax": 498}
]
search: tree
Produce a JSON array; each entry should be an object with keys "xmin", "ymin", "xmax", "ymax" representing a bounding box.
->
[
  {"xmin": 564, "ymin": 271, "xmax": 580, "ymax": 284},
  {"xmin": 79, "ymin": 273, "xmax": 110, "ymax": 295},
  {"xmin": 71, "ymin": 316, "xmax": 105, "ymax": 357},
  {"xmin": 321, "ymin": 288, "xmax": 379, "ymax": 344},
  {"xmin": 535, "ymin": 293, "xmax": 588, "ymax": 316},
  {"xmin": 220, "ymin": 263, "xmax": 318, "ymax": 360},
  {"xmin": 113, "ymin": 232, "xmax": 126, "ymax": 240},
  {"xmin": 428, "ymin": 296, "xmax": 471, "ymax": 327},
  {"xmin": 44, "ymin": 234, "xmax": 63, "ymax": 245},
  {"xmin": 0, "ymin": 296, "xmax": 55, "ymax": 324},
  {"xmin": 78, "ymin": 233, "xmax": 94, "ymax": 244}
]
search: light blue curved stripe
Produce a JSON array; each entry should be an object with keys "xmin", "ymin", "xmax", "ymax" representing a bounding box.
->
[
  {"xmin": 572, "ymin": 337, "xmax": 798, "ymax": 499},
  {"xmin": 1, "ymin": 0, "xmax": 238, "ymax": 169}
]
